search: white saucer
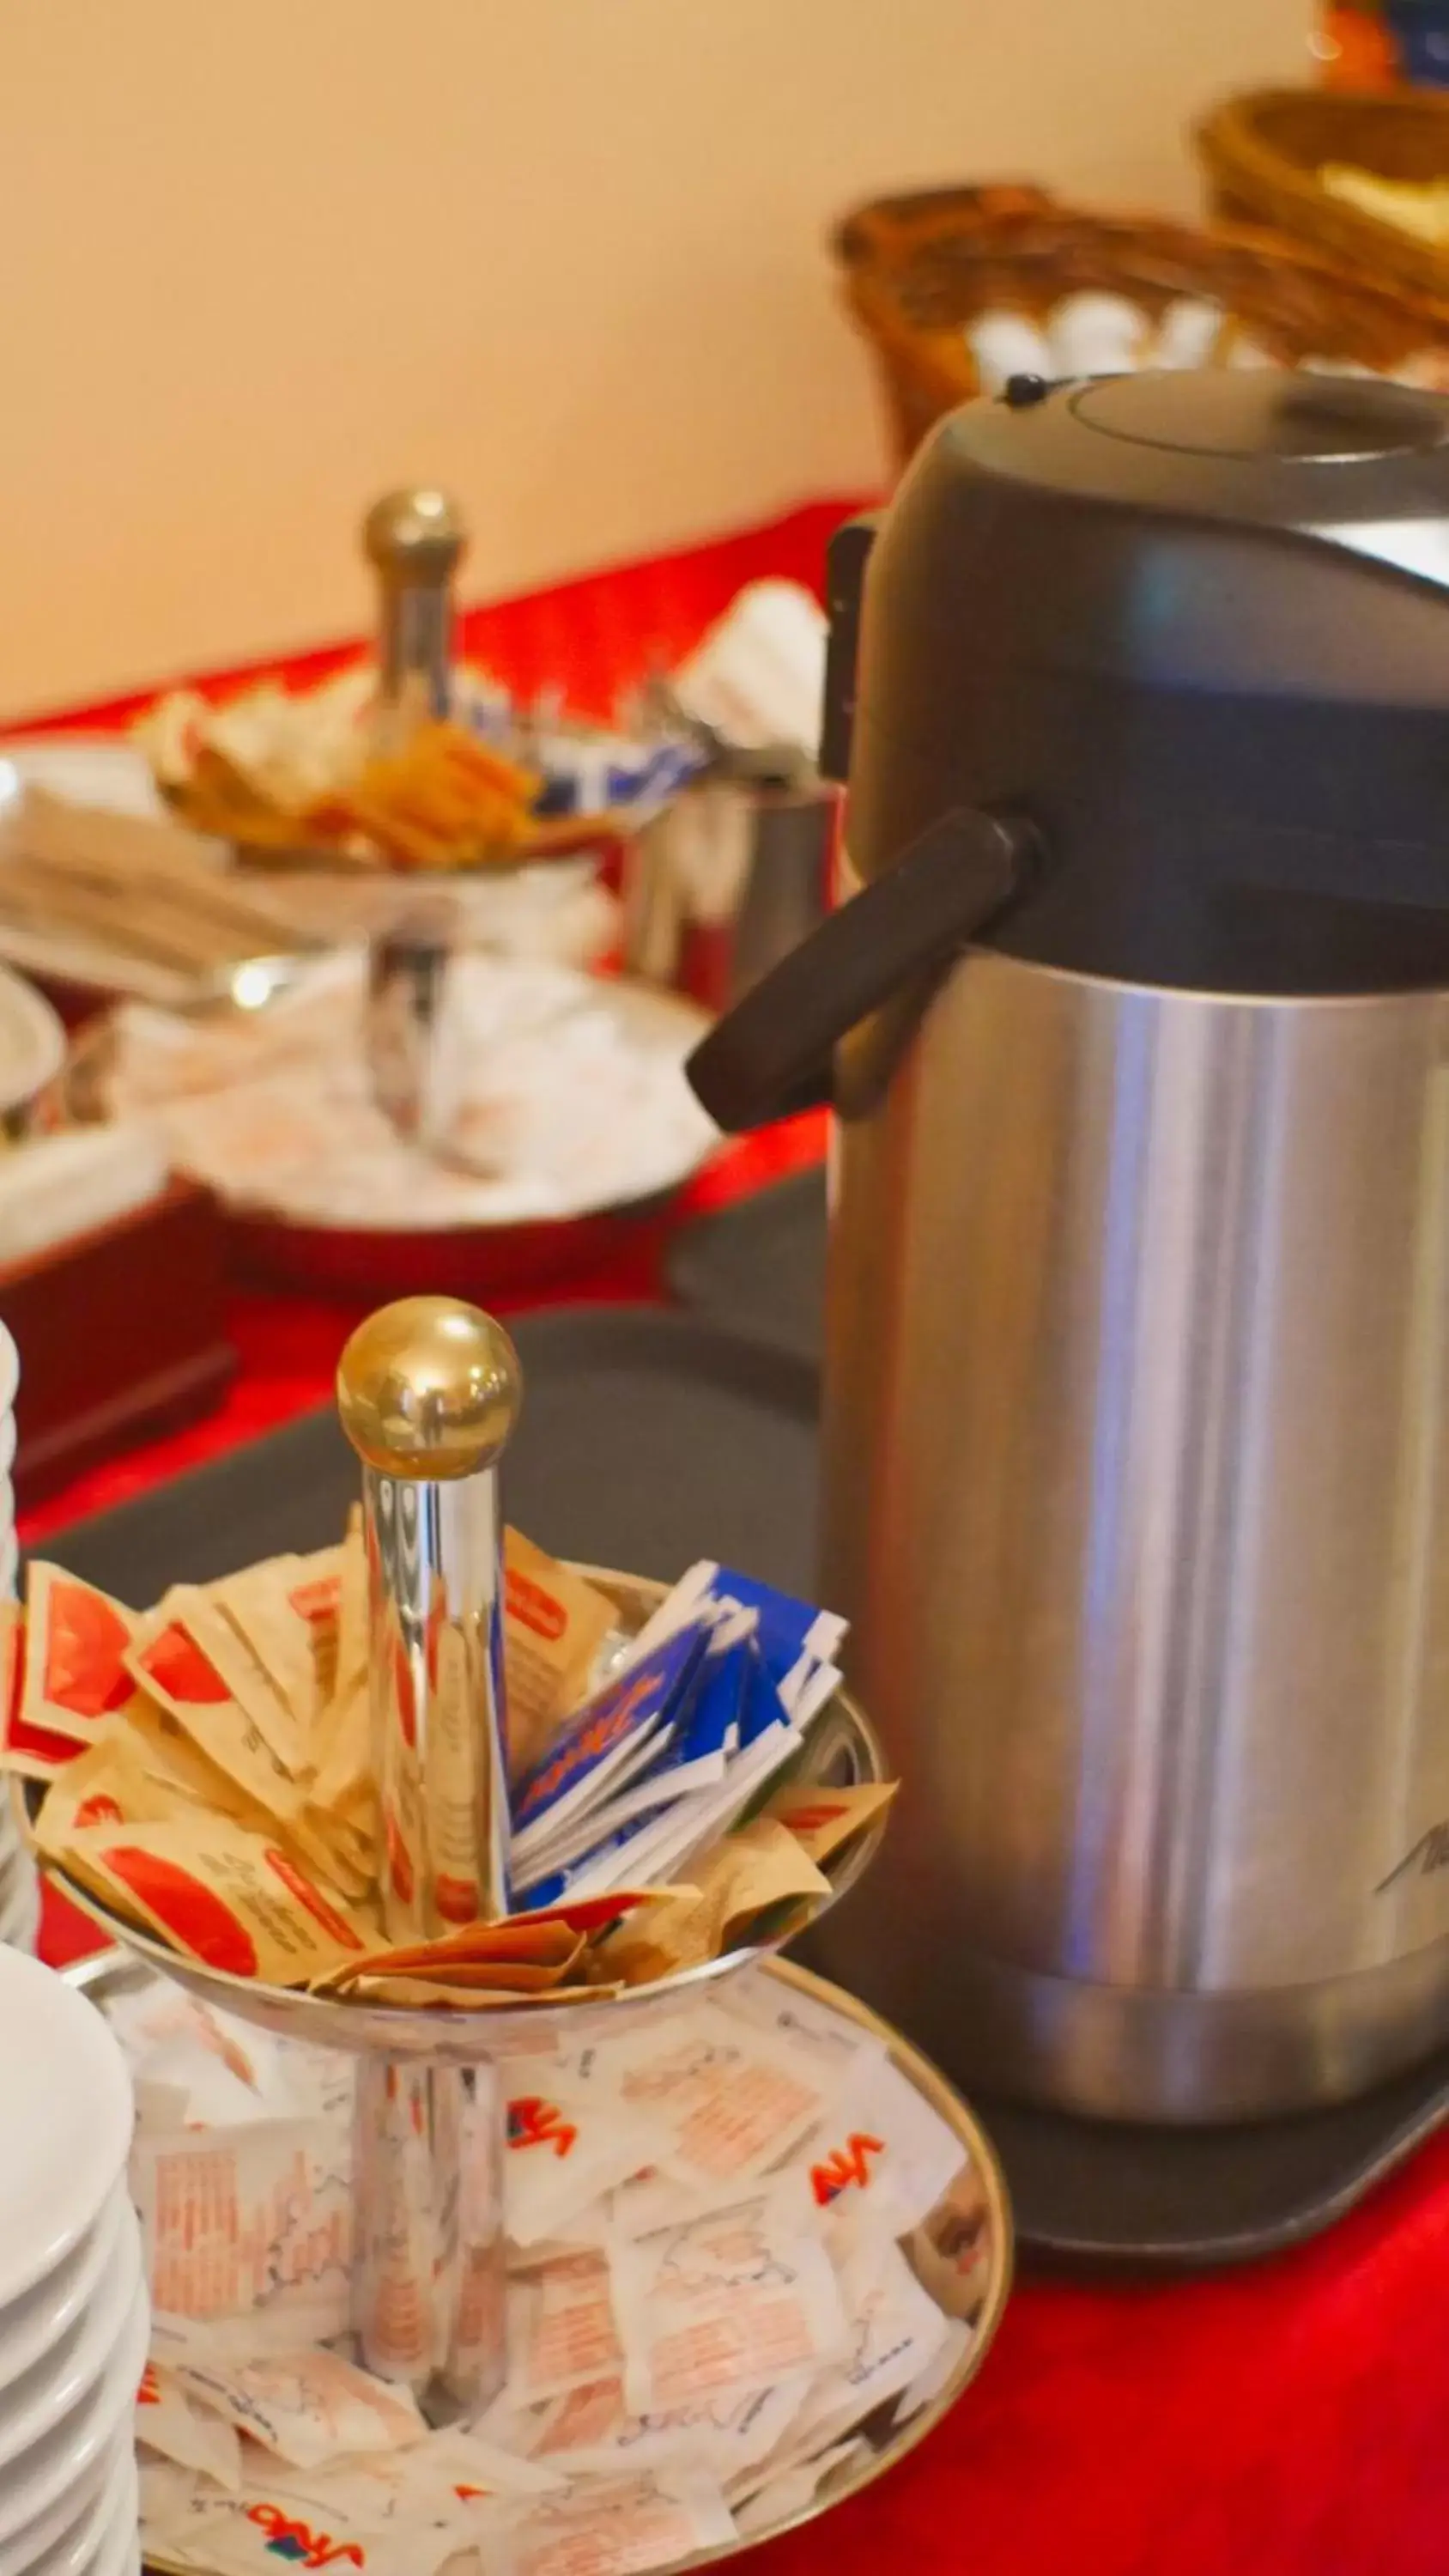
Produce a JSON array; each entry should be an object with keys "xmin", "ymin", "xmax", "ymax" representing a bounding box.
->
[
  {"xmin": 0, "ymin": 2202, "xmax": 140, "ymax": 2453},
  {"xmin": 77, "ymin": 2476, "xmax": 141, "ymax": 2576},
  {"xmin": 26, "ymin": 2439, "xmax": 136, "ymax": 2576},
  {"xmin": 0, "ymin": 2424, "xmax": 127, "ymax": 2576},
  {"xmin": 0, "ymin": 2279, "xmax": 149, "ymax": 2546},
  {"xmin": 0, "ymin": 2212, "xmax": 143, "ymax": 2471},
  {"xmin": 0, "ymin": 2185, "xmax": 133, "ymax": 2397},
  {"xmin": 0, "ymin": 1952, "xmax": 134, "ymax": 2312}
]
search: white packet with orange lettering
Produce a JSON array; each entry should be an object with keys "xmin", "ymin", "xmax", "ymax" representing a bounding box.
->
[
  {"xmin": 161, "ymin": 2337, "xmax": 427, "ymax": 2468},
  {"xmin": 507, "ymin": 2249, "xmax": 624, "ymax": 2403},
  {"xmin": 252, "ymin": 2427, "xmax": 563, "ymax": 2525},
  {"xmin": 505, "ymin": 2052, "xmax": 667, "ymax": 2251},
  {"xmin": 609, "ymin": 2192, "xmax": 849, "ymax": 2414},
  {"xmin": 588, "ymin": 1998, "xmax": 842, "ymax": 2196},
  {"xmin": 509, "ymin": 2470, "xmax": 737, "ymax": 2576},
  {"xmin": 136, "ymin": 2359, "xmax": 244, "ymax": 2489},
  {"xmin": 133, "ymin": 2117, "xmax": 354, "ymax": 2346},
  {"xmin": 778, "ymin": 2237, "xmax": 952, "ymax": 2459},
  {"xmin": 758, "ymin": 2052, "xmax": 968, "ymax": 2251},
  {"xmin": 506, "ymin": 2367, "xmax": 808, "ymax": 2482},
  {"xmin": 166, "ymin": 2493, "xmax": 457, "ymax": 2576}
]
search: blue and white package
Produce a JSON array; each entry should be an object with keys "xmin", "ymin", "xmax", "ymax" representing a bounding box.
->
[
  {"xmin": 454, "ymin": 672, "xmax": 707, "ymax": 827},
  {"xmin": 517, "ymin": 1807, "xmax": 672, "ymax": 1911},
  {"xmin": 596, "ymin": 1643, "xmax": 804, "ymax": 1893},
  {"xmin": 506, "ymin": 1564, "xmax": 848, "ymax": 1909},
  {"xmin": 518, "ymin": 1631, "xmax": 750, "ymax": 1883},
  {"xmin": 510, "ymin": 1617, "xmax": 712, "ymax": 1864},
  {"xmin": 620, "ymin": 1562, "xmax": 846, "ymax": 1716},
  {"xmin": 515, "ymin": 1638, "xmax": 802, "ymax": 1906},
  {"xmin": 706, "ymin": 1567, "xmax": 847, "ymax": 1716}
]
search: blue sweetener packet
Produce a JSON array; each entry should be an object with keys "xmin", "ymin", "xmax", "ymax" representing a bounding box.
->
[
  {"xmin": 509, "ymin": 1617, "xmax": 712, "ymax": 1862},
  {"xmin": 633, "ymin": 1642, "xmax": 804, "ymax": 1885},
  {"xmin": 707, "ymin": 1568, "xmax": 846, "ymax": 1716},
  {"xmin": 514, "ymin": 1631, "xmax": 752, "ymax": 1891},
  {"xmin": 517, "ymin": 1795, "xmax": 687, "ymax": 1910}
]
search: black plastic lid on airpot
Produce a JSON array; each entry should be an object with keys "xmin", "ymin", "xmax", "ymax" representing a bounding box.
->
[{"xmin": 843, "ymin": 368, "xmax": 1449, "ymax": 993}]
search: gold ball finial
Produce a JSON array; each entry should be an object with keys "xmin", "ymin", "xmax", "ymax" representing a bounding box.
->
[
  {"xmin": 336, "ymin": 1297, "xmax": 522, "ymax": 1480},
  {"xmin": 361, "ymin": 489, "xmax": 468, "ymax": 578}
]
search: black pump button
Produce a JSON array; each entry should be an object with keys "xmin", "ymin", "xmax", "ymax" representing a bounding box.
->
[
  {"xmin": 1003, "ymin": 373, "xmax": 1051, "ymax": 410},
  {"xmin": 1070, "ymin": 369, "xmax": 1449, "ymax": 462}
]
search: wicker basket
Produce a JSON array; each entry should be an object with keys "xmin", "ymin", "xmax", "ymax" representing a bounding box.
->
[
  {"xmin": 1197, "ymin": 86, "xmax": 1449, "ymax": 300},
  {"xmin": 835, "ymin": 181, "xmax": 1449, "ymax": 471}
]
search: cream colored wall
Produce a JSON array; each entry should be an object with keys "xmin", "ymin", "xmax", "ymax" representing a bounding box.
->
[{"xmin": 0, "ymin": 0, "xmax": 1308, "ymax": 715}]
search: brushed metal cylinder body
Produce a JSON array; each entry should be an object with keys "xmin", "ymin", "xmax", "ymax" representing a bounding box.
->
[{"xmin": 815, "ymin": 943, "xmax": 1449, "ymax": 2120}]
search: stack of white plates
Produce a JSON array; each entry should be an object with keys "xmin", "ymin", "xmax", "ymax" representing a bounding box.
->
[
  {"xmin": 0, "ymin": 1319, "xmax": 33, "ymax": 1952},
  {"xmin": 0, "ymin": 1951, "xmax": 144, "ymax": 2576}
]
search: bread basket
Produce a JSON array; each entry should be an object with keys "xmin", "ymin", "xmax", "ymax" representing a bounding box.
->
[
  {"xmin": 1197, "ymin": 85, "xmax": 1449, "ymax": 300},
  {"xmin": 834, "ymin": 179, "xmax": 1449, "ymax": 470}
]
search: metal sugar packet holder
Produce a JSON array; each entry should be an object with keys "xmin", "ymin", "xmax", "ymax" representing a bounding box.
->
[{"xmin": 28, "ymin": 1296, "xmax": 888, "ymax": 2430}]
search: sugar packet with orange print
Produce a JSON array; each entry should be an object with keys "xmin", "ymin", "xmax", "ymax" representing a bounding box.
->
[
  {"xmin": 589, "ymin": 2002, "xmax": 837, "ymax": 2198},
  {"xmin": 609, "ymin": 2191, "xmax": 849, "ymax": 2415},
  {"xmin": 127, "ymin": 1594, "xmax": 310, "ymax": 1827},
  {"xmin": 62, "ymin": 1813, "xmax": 379, "ymax": 1984},
  {"xmin": 758, "ymin": 1781, "xmax": 897, "ymax": 1870},
  {"xmin": 136, "ymin": 2359, "xmax": 244, "ymax": 2489},
  {"xmin": 507, "ymin": 2468, "xmax": 736, "ymax": 2576},
  {"xmin": 343, "ymin": 1976, "xmax": 615, "ymax": 2011},
  {"xmin": 0, "ymin": 1601, "xmax": 80, "ymax": 1780},
  {"xmin": 507, "ymin": 2248, "xmax": 623, "ymax": 2402},
  {"xmin": 161, "ymin": 1586, "xmax": 310, "ymax": 1777},
  {"xmin": 212, "ymin": 1548, "xmax": 343, "ymax": 1739},
  {"xmin": 34, "ymin": 1728, "xmax": 193, "ymax": 1858},
  {"xmin": 604, "ymin": 1818, "xmax": 829, "ymax": 1985},
  {"xmin": 21, "ymin": 1563, "xmax": 146, "ymax": 1750},
  {"xmin": 157, "ymin": 2333, "xmax": 427, "ymax": 2468},
  {"xmin": 134, "ymin": 2122, "xmax": 354, "ymax": 2348},
  {"xmin": 503, "ymin": 1530, "xmax": 616, "ymax": 1783}
]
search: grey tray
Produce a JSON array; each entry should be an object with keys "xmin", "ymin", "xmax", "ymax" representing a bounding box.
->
[
  {"xmin": 40, "ymin": 1308, "xmax": 821, "ymax": 1604},
  {"xmin": 33, "ymin": 1298, "xmax": 1449, "ymax": 2269},
  {"xmin": 667, "ymin": 1169, "xmax": 828, "ymax": 1365}
]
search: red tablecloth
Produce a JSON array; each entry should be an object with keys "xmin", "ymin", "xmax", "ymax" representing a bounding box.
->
[{"xmin": 17, "ymin": 501, "xmax": 1449, "ymax": 2576}]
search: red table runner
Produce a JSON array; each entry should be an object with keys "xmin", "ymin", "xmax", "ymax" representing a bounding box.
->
[{"xmin": 15, "ymin": 499, "xmax": 1449, "ymax": 2576}]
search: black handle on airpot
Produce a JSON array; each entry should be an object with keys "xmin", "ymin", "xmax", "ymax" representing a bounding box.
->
[
  {"xmin": 687, "ymin": 505, "xmax": 1039, "ymax": 1133},
  {"xmin": 686, "ymin": 805, "xmax": 1036, "ymax": 1133}
]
